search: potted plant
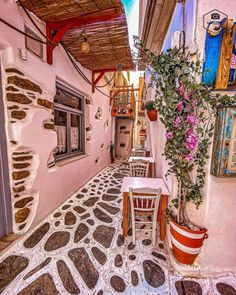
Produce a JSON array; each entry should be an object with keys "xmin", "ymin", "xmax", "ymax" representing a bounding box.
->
[
  {"xmin": 134, "ymin": 37, "xmax": 235, "ymax": 265},
  {"xmin": 145, "ymin": 100, "xmax": 158, "ymax": 121}
]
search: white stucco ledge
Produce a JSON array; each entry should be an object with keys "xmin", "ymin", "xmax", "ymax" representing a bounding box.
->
[{"xmin": 56, "ymin": 154, "xmax": 90, "ymax": 167}]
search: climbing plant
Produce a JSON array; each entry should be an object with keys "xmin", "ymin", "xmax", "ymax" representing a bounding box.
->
[{"xmin": 134, "ymin": 36, "xmax": 236, "ymax": 227}]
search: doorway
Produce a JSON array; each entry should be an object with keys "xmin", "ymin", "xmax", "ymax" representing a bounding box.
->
[{"xmin": 0, "ymin": 60, "xmax": 13, "ymax": 238}]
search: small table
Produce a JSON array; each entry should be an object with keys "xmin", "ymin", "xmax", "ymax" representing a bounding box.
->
[
  {"xmin": 128, "ymin": 156, "xmax": 155, "ymax": 177},
  {"xmin": 121, "ymin": 177, "xmax": 170, "ymax": 241}
]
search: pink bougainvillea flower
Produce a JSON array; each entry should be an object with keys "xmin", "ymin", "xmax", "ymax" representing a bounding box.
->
[
  {"xmin": 178, "ymin": 84, "xmax": 185, "ymax": 96},
  {"xmin": 193, "ymin": 98, "xmax": 198, "ymax": 106},
  {"xmin": 173, "ymin": 117, "xmax": 181, "ymax": 128},
  {"xmin": 187, "ymin": 114, "xmax": 199, "ymax": 125},
  {"xmin": 166, "ymin": 132, "xmax": 173, "ymax": 139},
  {"xmin": 186, "ymin": 128, "xmax": 193, "ymax": 136},
  {"xmin": 184, "ymin": 91, "xmax": 191, "ymax": 100},
  {"xmin": 186, "ymin": 132, "xmax": 198, "ymax": 150},
  {"xmin": 185, "ymin": 153, "xmax": 194, "ymax": 161},
  {"xmin": 177, "ymin": 101, "xmax": 184, "ymax": 111}
]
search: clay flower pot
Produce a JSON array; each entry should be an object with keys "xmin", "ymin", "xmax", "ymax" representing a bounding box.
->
[
  {"xmin": 170, "ymin": 219, "xmax": 208, "ymax": 265},
  {"xmin": 147, "ymin": 109, "xmax": 157, "ymax": 121}
]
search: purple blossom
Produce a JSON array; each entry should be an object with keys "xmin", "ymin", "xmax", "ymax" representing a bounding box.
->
[
  {"xmin": 177, "ymin": 101, "xmax": 184, "ymax": 111},
  {"xmin": 185, "ymin": 153, "xmax": 194, "ymax": 162},
  {"xmin": 193, "ymin": 99, "xmax": 198, "ymax": 107},
  {"xmin": 166, "ymin": 132, "xmax": 173, "ymax": 139},
  {"xmin": 173, "ymin": 117, "xmax": 181, "ymax": 128},
  {"xmin": 187, "ymin": 114, "xmax": 199, "ymax": 125}
]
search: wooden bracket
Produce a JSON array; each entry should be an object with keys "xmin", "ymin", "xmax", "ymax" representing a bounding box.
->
[
  {"xmin": 92, "ymin": 70, "xmax": 106, "ymax": 93},
  {"xmin": 46, "ymin": 7, "xmax": 122, "ymax": 64}
]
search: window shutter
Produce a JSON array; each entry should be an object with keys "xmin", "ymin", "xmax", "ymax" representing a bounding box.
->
[{"xmin": 215, "ymin": 24, "xmax": 236, "ymax": 90}]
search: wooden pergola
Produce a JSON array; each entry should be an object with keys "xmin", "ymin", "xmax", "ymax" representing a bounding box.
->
[{"xmin": 19, "ymin": 0, "xmax": 135, "ymax": 91}]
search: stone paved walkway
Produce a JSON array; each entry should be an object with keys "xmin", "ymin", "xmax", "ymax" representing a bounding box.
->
[{"xmin": 0, "ymin": 160, "xmax": 236, "ymax": 295}]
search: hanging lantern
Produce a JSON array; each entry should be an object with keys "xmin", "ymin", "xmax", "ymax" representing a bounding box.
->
[{"xmin": 81, "ymin": 34, "xmax": 90, "ymax": 54}]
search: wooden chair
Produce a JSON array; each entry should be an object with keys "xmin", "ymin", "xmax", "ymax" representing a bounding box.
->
[
  {"xmin": 130, "ymin": 160, "xmax": 149, "ymax": 177},
  {"xmin": 129, "ymin": 187, "xmax": 162, "ymax": 246}
]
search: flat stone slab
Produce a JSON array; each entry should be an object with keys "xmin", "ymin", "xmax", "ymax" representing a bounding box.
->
[
  {"xmin": 113, "ymin": 173, "xmax": 126, "ymax": 179},
  {"xmin": 98, "ymin": 202, "xmax": 120, "ymax": 215},
  {"xmin": 117, "ymin": 234, "xmax": 124, "ymax": 247},
  {"xmin": 151, "ymin": 252, "xmax": 166, "ymax": 261},
  {"xmin": 83, "ymin": 197, "xmax": 99, "ymax": 207},
  {"xmin": 57, "ymin": 260, "xmax": 80, "ymax": 294},
  {"xmin": 0, "ymin": 255, "xmax": 29, "ymax": 293},
  {"xmin": 131, "ymin": 271, "xmax": 139, "ymax": 286},
  {"xmin": 17, "ymin": 273, "xmax": 58, "ymax": 295},
  {"xmin": 93, "ymin": 225, "xmax": 115, "ymax": 248},
  {"xmin": 110, "ymin": 275, "xmax": 126, "ymax": 293},
  {"xmin": 175, "ymin": 280, "xmax": 202, "ymax": 295},
  {"xmin": 44, "ymin": 231, "xmax": 70, "ymax": 251},
  {"xmin": 216, "ymin": 283, "xmax": 236, "ymax": 295},
  {"xmin": 93, "ymin": 208, "xmax": 113, "ymax": 223},
  {"xmin": 69, "ymin": 247, "xmax": 99, "ymax": 290},
  {"xmin": 114, "ymin": 254, "xmax": 123, "ymax": 267},
  {"xmin": 23, "ymin": 222, "xmax": 50, "ymax": 248},
  {"xmin": 143, "ymin": 260, "xmax": 165, "ymax": 288},
  {"xmin": 64, "ymin": 211, "xmax": 77, "ymax": 225},
  {"xmin": 91, "ymin": 247, "xmax": 107, "ymax": 265},
  {"xmin": 106, "ymin": 188, "xmax": 120, "ymax": 194},
  {"xmin": 102, "ymin": 194, "xmax": 118, "ymax": 202},
  {"xmin": 73, "ymin": 206, "xmax": 86, "ymax": 214},
  {"xmin": 74, "ymin": 223, "xmax": 89, "ymax": 243}
]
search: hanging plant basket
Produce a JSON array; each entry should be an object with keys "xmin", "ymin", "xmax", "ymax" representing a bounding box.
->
[
  {"xmin": 170, "ymin": 219, "xmax": 208, "ymax": 265},
  {"xmin": 147, "ymin": 109, "xmax": 158, "ymax": 121}
]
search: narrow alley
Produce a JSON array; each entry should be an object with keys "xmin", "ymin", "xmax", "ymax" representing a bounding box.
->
[{"xmin": 0, "ymin": 159, "xmax": 235, "ymax": 294}]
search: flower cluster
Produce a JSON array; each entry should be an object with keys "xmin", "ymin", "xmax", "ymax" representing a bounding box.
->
[{"xmin": 165, "ymin": 84, "xmax": 200, "ymax": 162}]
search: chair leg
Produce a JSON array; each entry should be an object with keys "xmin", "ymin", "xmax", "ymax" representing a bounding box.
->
[
  {"xmin": 131, "ymin": 213, "xmax": 136, "ymax": 245},
  {"xmin": 152, "ymin": 219, "xmax": 157, "ymax": 246}
]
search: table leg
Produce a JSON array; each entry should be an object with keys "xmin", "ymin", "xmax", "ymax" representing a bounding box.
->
[
  {"xmin": 152, "ymin": 163, "xmax": 155, "ymax": 177},
  {"xmin": 123, "ymin": 192, "xmax": 129, "ymax": 238},
  {"xmin": 160, "ymin": 195, "xmax": 168, "ymax": 241}
]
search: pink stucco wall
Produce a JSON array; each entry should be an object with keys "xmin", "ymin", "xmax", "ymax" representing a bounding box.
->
[
  {"xmin": 0, "ymin": 1, "xmax": 113, "ymax": 228},
  {"xmin": 146, "ymin": 0, "xmax": 236, "ymax": 275}
]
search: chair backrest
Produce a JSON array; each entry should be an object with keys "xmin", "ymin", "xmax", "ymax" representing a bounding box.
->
[
  {"xmin": 129, "ymin": 187, "xmax": 162, "ymax": 212},
  {"xmin": 132, "ymin": 149, "xmax": 146, "ymax": 157},
  {"xmin": 130, "ymin": 160, "xmax": 149, "ymax": 177}
]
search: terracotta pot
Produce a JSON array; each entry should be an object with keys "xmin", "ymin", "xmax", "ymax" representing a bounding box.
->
[
  {"xmin": 170, "ymin": 219, "xmax": 208, "ymax": 265},
  {"xmin": 111, "ymin": 107, "xmax": 117, "ymax": 117},
  {"xmin": 147, "ymin": 109, "xmax": 157, "ymax": 121}
]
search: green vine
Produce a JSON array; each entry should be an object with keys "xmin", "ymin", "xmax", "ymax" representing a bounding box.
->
[{"xmin": 134, "ymin": 37, "xmax": 236, "ymax": 224}]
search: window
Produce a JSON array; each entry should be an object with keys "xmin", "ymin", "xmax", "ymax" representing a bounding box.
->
[
  {"xmin": 54, "ymin": 82, "xmax": 85, "ymax": 162},
  {"xmin": 25, "ymin": 26, "xmax": 43, "ymax": 59}
]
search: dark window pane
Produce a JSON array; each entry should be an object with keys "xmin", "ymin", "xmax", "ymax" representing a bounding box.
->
[
  {"xmin": 54, "ymin": 88, "xmax": 81, "ymax": 110},
  {"xmin": 54, "ymin": 110, "xmax": 67, "ymax": 155},
  {"xmin": 70, "ymin": 113, "xmax": 80, "ymax": 152}
]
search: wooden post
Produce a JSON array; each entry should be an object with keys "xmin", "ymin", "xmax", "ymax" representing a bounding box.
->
[{"xmin": 215, "ymin": 25, "xmax": 236, "ymax": 89}]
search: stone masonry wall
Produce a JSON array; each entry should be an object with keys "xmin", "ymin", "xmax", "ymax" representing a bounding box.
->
[{"xmin": 4, "ymin": 67, "xmax": 54, "ymax": 234}]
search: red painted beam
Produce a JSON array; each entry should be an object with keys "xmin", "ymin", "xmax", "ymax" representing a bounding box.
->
[
  {"xmin": 46, "ymin": 7, "xmax": 122, "ymax": 64},
  {"xmin": 92, "ymin": 70, "xmax": 106, "ymax": 93}
]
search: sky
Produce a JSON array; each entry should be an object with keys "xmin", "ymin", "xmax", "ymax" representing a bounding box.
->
[{"xmin": 122, "ymin": 0, "xmax": 141, "ymax": 87}]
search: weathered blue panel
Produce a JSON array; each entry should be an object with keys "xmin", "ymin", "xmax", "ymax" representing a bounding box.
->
[
  {"xmin": 211, "ymin": 106, "xmax": 236, "ymax": 177},
  {"xmin": 202, "ymin": 30, "xmax": 223, "ymax": 86}
]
